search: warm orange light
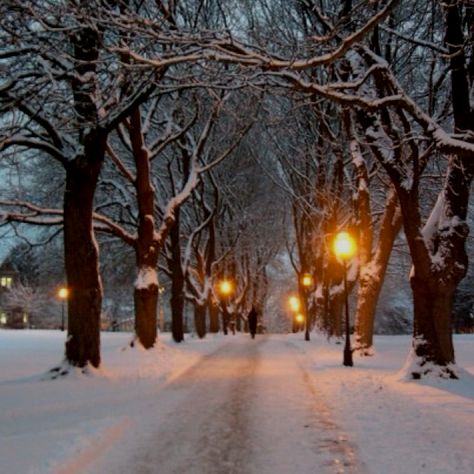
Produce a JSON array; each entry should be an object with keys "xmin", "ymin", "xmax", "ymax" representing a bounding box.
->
[
  {"xmin": 58, "ymin": 287, "xmax": 69, "ymax": 299},
  {"xmin": 295, "ymin": 313, "xmax": 304, "ymax": 323},
  {"xmin": 289, "ymin": 295, "xmax": 301, "ymax": 312},
  {"xmin": 218, "ymin": 279, "xmax": 233, "ymax": 296},
  {"xmin": 333, "ymin": 232, "xmax": 356, "ymax": 260},
  {"xmin": 301, "ymin": 273, "xmax": 313, "ymax": 288}
]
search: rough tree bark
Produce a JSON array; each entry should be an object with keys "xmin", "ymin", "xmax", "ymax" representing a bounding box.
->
[
  {"xmin": 130, "ymin": 108, "xmax": 159, "ymax": 349},
  {"xmin": 64, "ymin": 141, "xmax": 104, "ymax": 368},
  {"xmin": 345, "ymin": 112, "xmax": 402, "ymax": 353},
  {"xmin": 405, "ymin": 0, "xmax": 473, "ymax": 377},
  {"xmin": 64, "ymin": 23, "xmax": 104, "ymax": 368},
  {"xmin": 355, "ymin": 188, "xmax": 401, "ymax": 353}
]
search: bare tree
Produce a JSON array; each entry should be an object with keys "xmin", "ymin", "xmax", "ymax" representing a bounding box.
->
[{"xmin": 0, "ymin": 1, "xmax": 153, "ymax": 368}]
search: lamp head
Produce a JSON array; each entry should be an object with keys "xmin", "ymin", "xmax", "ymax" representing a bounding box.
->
[
  {"xmin": 289, "ymin": 295, "xmax": 301, "ymax": 312},
  {"xmin": 301, "ymin": 273, "xmax": 313, "ymax": 288},
  {"xmin": 219, "ymin": 279, "xmax": 233, "ymax": 296},
  {"xmin": 58, "ymin": 287, "xmax": 69, "ymax": 299},
  {"xmin": 333, "ymin": 232, "xmax": 356, "ymax": 260}
]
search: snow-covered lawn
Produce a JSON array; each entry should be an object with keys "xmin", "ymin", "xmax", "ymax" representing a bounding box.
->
[
  {"xmin": 291, "ymin": 334, "xmax": 474, "ymax": 473},
  {"xmin": 1, "ymin": 329, "xmax": 474, "ymax": 473}
]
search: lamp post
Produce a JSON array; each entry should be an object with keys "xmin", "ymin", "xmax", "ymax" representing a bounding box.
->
[
  {"xmin": 333, "ymin": 231, "xmax": 356, "ymax": 367},
  {"xmin": 57, "ymin": 287, "xmax": 69, "ymax": 332},
  {"xmin": 218, "ymin": 279, "xmax": 234, "ymax": 335},
  {"xmin": 301, "ymin": 272, "xmax": 313, "ymax": 341}
]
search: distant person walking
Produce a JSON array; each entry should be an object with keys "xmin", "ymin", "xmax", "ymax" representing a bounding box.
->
[{"xmin": 248, "ymin": 306, "xmax": 258, "ymax": 339}]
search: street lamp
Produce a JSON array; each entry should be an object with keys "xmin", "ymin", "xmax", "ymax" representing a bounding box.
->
[
  {"xmin": 288, "ymin": 295, "xmax": 301, "ymax": 312},
  {"xmin": 218, "ymin": 278, "xmax": 234, "ymax": 335},
  {"xmin": 333, "ymin": 231, "xmax": 356, "ymax": 367},
  {"xmin": 288, "ymin": 295, "xmax": 302, "ymax": 332},
  {"xmin": 295, "ymin": 313, "xmax": 304, "ymax": 331},
  {"xmin": 219, "ymin": 279, "xmax": 233, "ymax": 297},
  {"xmin": 300, "ymin": 272, "xmax": 313, "ymax": 341},
  {"xmin": 57, "ymin": 286, "xmax": 69, "ymax": 332}
]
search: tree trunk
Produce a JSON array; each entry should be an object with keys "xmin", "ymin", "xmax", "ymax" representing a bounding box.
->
[
  {"xmin": 399, "ymin": 182, "xmax": 469, "ymax": 377},
  {"xmin": 320, "ymin": 274, "xmax": 331, "ymax": 335},
  {"xmin": 64, "ymin": 148, "xmax": 104, "ymax": 368},
  {"xmin": 354, "ymin": 274, "xmax": 379, "ymax": 354},
  {"xmin": 64, "ymin": 14, "xmax": 104, "ymax": 368},
  {"xmin": 355, "ymin": 188, "xmax": 402, "ymax": 354},
  {"xmin": 130, "ymin": 108, "xmax": 158, "ymax": 349},
  {"xmin": 403, "ymin": 0, "xmax": 473, "ymax": 377},
  {"xmin": 221, "ymin": 303, "xmax": 229, "ymax": 335},
  {"xmin": 208, "ymin": 296, "xmax": 220, "ymax": 333},
  {"xmin": 169, "ymin": 210, "xmax": 185, "ymax": 342},
  {"xmin": 194, "ymin": 303, "xmax": 207, "ymax": 339},
  {"xmin": 134, "ymin": 269, "xmax": 158, "ymax": 349},
  {"xmin": 410, "ymin": 275, "xmax": 456, "ymax": 374},
  {"xmin": 236, "ymin": 312, "xmax": 242, "ymax": 332},
  {"xmin": 329, "ymin": 291, "xmax": 344, "ymax": 338}
]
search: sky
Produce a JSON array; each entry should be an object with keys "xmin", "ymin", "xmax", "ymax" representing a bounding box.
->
[{"xmin": 1, "ymin": 330, "xmax": 474, "ymax": 473}]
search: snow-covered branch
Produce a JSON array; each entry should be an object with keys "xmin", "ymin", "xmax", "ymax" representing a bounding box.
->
[
  {"xmin": 92, "ymin": 213, "xmax": 137, "ymax": 247},
  {"xmin": 0, "ymin": 200, "xmax": 63, "ymax": 226}
]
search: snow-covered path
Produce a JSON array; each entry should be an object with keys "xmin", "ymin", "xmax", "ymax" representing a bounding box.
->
[
  {"xmin": 3, "ymin": 331, "xmax": 474, "ymax": 473},
  {"xmin": 88, "ymin": 336, "xmax": 364, "ymax": 474}
]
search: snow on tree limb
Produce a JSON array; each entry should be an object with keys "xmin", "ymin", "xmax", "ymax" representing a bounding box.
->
[{"xmin": 0, "ymin": 199, "xmax": 136, "ymax": 246}]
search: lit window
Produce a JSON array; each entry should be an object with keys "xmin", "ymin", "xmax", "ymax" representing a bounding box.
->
[
  {"xmin": 23, "ymin": 313, "xmax": 28, "ymax": 324},
  {"xmin": 0, "ymin": 313, "xmax": 6, "ymax": 325},
  {"xmin": 0, "ymin": 277, "xmax": 12, "ymax": 288}
]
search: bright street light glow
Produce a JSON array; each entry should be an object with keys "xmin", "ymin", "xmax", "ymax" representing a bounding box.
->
[
  {"xmin": 295, "ymin": 313, "xmax": 304, "ymax": 323},
  {"xmin": 333, "ymin": 232, "xmax": 356, "ymax": 260},
  {"xmin": 58, "ymin": 287, "xmax": 69, "ymax": 299},
  {"xmin": 301, "ymin": 273, "xmax": 313, "ymax": 288},
  {"xmin": 289, "ymin": 295, "xmax": 301, "ymax": 312},
  {"xmin": 219, "ymin": 279, "xmax": 233, "ymax": 296}
]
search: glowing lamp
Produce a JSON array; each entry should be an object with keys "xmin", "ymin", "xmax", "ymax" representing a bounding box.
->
[
  {"xmin": 333, "ymin": 232, "xmax": 356, "ymax": 260},
  {"xmin": 289, "ymin": 295, "xmax": 301, "ymax": 312},
  {"xmin": 58, "ymin": 287, "xmax": 69, "ymax": 299},
  {"xmin": 219, "ymin": 279, "xmax": 233, "ymax": 296},
  {"xmin": 301, "ymin": 273, "xmax": 313, "ymax": 288}
]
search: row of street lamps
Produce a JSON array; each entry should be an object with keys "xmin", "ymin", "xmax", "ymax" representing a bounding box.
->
[
  {"xmin": 57, "ymin": 231, "xmax": 355, "ymax": 359},
  {"xmin": 288, "ymin": 231, "xmax": 357, "ymax": 367},
  {"xmin": 54, "ymin": 278, "xmax": 237, "ymax": 335}
]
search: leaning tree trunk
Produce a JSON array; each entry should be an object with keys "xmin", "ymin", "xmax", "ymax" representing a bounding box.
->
[
  {"xmin": 64, "ymin": 146, "xmax": 104, "ymax": 368},
  {"xmin": 355, "ymin": 189, "xmax": 402, "ymax": 354}
]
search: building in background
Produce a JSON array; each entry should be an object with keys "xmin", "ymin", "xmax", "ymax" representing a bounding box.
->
[{"xmin": 0, "ymin": 261, "xmax": 28, "ymax": 329}]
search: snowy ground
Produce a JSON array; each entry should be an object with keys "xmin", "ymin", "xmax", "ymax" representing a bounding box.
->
[{"xmin": 1, "ymin": 330, "xmax": 474, "ymax": 473}]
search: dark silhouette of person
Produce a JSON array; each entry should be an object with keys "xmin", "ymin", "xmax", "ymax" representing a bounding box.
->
[{"xmin": 248, "ymin": 306, "xmax": 258, "ymax": 339}]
